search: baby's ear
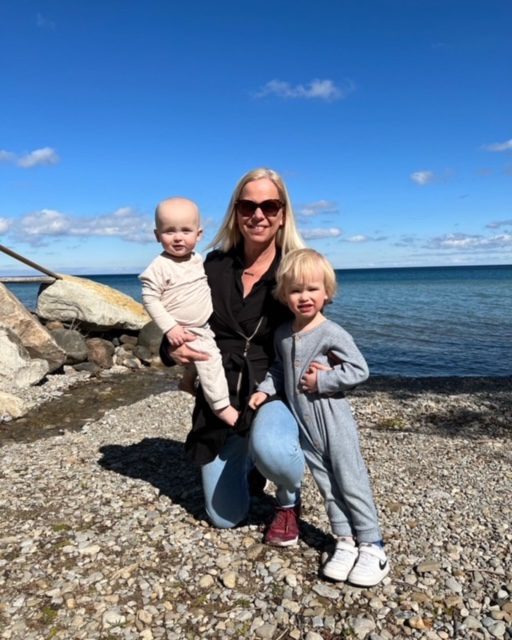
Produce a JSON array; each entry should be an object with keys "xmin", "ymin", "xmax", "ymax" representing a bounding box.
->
[
  {"xmin": 154, "ymin": 229, "xmax": 160, "ymax": 242},
  {"xmin": 197, "ymin": 227, "xmax": 204, "ymax": 238}
]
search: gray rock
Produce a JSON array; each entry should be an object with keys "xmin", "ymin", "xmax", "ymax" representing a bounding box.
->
[
  {"xmin": 0, "ymin": 327, "xmax": 49, "ymax": 390},
  {"xmin": 86, "ymin": 337, "xmax": 115, "ymax": 369},
  {"xmin": 37, "ymin": 274, "xmax": 149, "ymax": 331},
  {"xmin": 50, "ymin": 328, "xmax": 88, "ymax": 364}
]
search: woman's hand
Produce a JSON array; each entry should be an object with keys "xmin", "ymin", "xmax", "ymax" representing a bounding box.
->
[
  {"xmin": 165, "ymin": 336, "xmax": 210, "ymax": 365},
  {"xmin": 301, "ymin": 361, "xmax": 331, "ymax": 394},
  {"xmin": 248, "ymin": 391, "xmax": 268, "ymax": 410}
]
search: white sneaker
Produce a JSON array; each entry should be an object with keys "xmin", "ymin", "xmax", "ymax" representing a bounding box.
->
[
  {"xmin": 348, "ymin": 544, "xmax": 390, "ymax": 587},
  {"xmin": 322, "ymin": 539, "xmax": 358, "ymax": 581}
]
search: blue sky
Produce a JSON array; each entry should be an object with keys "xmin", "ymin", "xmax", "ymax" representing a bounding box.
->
[{"xmin": 1, "ymin": 0, "xmax": 511, "ymax": 275}]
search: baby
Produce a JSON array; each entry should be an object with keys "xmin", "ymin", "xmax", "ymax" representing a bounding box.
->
[{"xmin": 139, "ymin": 197, "xmax": 238, "ymax": 426}]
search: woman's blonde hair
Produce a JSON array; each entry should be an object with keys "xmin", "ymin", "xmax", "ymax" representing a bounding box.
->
[
  {"xmin": 209, "ymin": 167, "xmax": 305, "ymax": 253},
  {"xmin": 274, "ymin": 248, "xmax": 337, "ymax": 304}
]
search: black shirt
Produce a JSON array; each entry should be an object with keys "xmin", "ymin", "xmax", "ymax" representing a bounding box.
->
[{"xmin": 161, "ymin": 245, "xmax": 291, "ymax": 464}]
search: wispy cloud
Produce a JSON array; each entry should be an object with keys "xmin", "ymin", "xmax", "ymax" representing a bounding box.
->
[
  {"xmin": 486, "ymin": 219, "xmax": 512, "ymax": 229},
  {"xmin": 297, "ymin": 200, "xmax": 339, "ymax": 217},
  {"xmin": 301, "ymin": 227, "xmax": 342, "ymax": 239},
  {"xmin": 410, "ymin": 170, "xmax": 435, "ymax": 186},
  {"xmin": 0, "ymin": 147, "xmax": 60, "ymax": 168},
  {"xmin": 255, "ymin": 79, "xmax": 354, "ymax": 102},
  {"xmin": 18, "ymin": 147, "xmax": 60, "ymax": 168},
  {"xmin": 425, "ymin": 232, "xmax": 512, "ymax": 251},
  {"xmin": 344, "ymin": 234, "xmax": 387, "ymax": 243},
  {"xmin": 13, "ymin": 207, "xmax": 154, "ymax": 245},
  {"xmin": 482, "ymin": 138, "xmax": 512, "ymax": 152},
  {"xmin": 36, "ymin": 13, "xmax": 56, "ymax": 30}
]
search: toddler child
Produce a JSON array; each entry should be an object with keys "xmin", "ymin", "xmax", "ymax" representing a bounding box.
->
[
  {"xmin": 249, "ymin": 248, "xmax": 389, "ymax": 586},
  {"xmin": 140, "ymin": 197, "xmax": 238, "ymax": 427}
]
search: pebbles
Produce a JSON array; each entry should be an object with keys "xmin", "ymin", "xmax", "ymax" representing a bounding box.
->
[{"xmin": 0, "ymin": 376, "xmax": 511, "ymax": 639}]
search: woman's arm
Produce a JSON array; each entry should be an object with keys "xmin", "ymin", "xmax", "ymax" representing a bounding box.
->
[{"xmin": 159, "ymin": 334, "xmax": 210, "ymax": 366}]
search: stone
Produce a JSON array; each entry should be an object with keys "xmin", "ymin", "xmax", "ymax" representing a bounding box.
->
[
  {"xmin": 37, "ymin": 274, "xmax": 150, "ymax": 331},
  {"xmin": 137, "ymin": 321, "xmax": 164, "ymax": 355},
  {"xmin": 0, "ymin": 327, "xmax": 49, "ymax": 390},
  {"xmin": 86, "ymin": 337, "xmax": 115, "ymax": 369},
  {"xmin": 415, "ymin": 559, "xmax": 441, "ymax": 573},
  {"xmin": 50, "ymin": 328, "xmax": 88, "ymax": 364},
  {"xmin": 0, "ymin": 283, "xmax": 66, "ymax": 372},
  {"xmin": 0, "ymin": 391, "xmax": 26, "ymax": 419},
  {"xmin": 352, "ymin": 616, "xmax": 376, "ymax": 639},
  {"xmin": 221, "ymin": 571, "xmax": 237, "ymax": 589}
]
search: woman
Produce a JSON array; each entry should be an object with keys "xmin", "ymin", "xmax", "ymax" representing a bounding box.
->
[{"xmin": 161, "ymin": 167, "xmax": 306, "ymax": 545}]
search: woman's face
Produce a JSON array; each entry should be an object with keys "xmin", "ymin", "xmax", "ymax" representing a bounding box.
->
[{"xmin": 236, "ymin": 178, "xmax": 284, "ymax": 250}]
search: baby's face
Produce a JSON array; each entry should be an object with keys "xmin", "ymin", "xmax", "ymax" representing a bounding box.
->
[{"xmin": 155, "ymin": 201, "xmax": 202, "ymax": 259}]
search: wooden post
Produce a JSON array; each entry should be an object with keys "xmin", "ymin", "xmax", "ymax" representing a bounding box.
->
[{"xmin": 0, "ymin": 244, "xmax": 62, "ymax": 280}]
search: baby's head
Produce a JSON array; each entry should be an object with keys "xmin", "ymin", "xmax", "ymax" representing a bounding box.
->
[
  {"xmin": 274, "ymin": 248, "xmax": 337, "ymax": 305},
  {"xmin": 154, "ymin": 197, "xmax": 203, "ymax": 259}
]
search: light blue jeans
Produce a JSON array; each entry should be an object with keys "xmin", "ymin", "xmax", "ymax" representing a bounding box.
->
[{"xmin": 200, "ymin": 400, "xmax": 305, "ymax": 528}]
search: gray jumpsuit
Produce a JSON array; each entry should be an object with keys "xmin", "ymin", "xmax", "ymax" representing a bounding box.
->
[{"xmin": 258, "ymin": 319, "xmax": 382, "ymax": 542}]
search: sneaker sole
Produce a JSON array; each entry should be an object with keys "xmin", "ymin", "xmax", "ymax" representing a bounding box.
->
[
  {"xmin": 265, "ymin": 537, "xmax": 298, "ymax": 547},
  {"xmin": 347, "ymin": 563, "xmax": 390, "ymax": 587},
  {"xmin": 322, "ymin": 567, "xmax": 351, "ymax": 581}
]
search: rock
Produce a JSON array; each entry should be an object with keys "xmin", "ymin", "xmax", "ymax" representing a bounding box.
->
[
  {"xmin": 0, "ymin": 327, "xmax": 49, "ymax": 390},
  {"xmin": 0, "ymin": 283, "xmax": 65, "ymax": 371},
  {"xmin": 221, "ymin": 570, "xmax": 237, "ymax": 589},
  {"xmin": 352, "ymin": 616, "xmax": 376, "ymax": 639},
  {"xmin": 415, "ymin": 559, "xmax": 442, "ymax": 574},
  {"xmin": 138, "ymin": 321, "xmax": 164, "ymax": 355},
  {"xmin": 37, "ymin": 274, "xmax": 150, "ymax": 331},
  {"xmin": 86, "ymin": 338, "xmax": 115, "ymax": 369},
  {"xmin": 50, "ymin": 328, "xmax": 88, "ymax": 364},
  {"xmin": 0, "ymin": 391, "xmax": 26, "ymax": 419}
]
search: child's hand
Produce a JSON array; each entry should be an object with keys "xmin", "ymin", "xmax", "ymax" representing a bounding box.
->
[
  {"xmin": 248, "ymin": 391, "xmax": 268, "ymax": 410},
  {"xmin": 301, "ymin": 361, "xmax": 331, "ymax": 393},
  {"xmin": 166, "ymin": 325, "xmax": 193, "ymax": 347}
]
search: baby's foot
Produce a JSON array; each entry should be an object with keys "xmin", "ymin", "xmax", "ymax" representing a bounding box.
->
[{"xmin": 215, "ymin": 405, "xmax": 239, "ymax": 427}]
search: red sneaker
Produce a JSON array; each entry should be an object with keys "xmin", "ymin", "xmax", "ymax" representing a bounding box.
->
[{"xmin": 264, "ymin": 504, "xmax": 300, "ymax": 547}]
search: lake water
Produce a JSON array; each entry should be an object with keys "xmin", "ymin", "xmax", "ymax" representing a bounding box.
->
[{"xmin": 5, "ymin": 264, "xmax": 512, "ymax": 377}]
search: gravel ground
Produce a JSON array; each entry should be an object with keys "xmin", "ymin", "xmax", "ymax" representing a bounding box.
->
[{"xmin": 0, "ymin": 376, "xmax": 511, "ymax": 640}]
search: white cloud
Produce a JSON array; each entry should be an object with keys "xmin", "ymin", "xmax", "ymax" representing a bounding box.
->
[
  {"xmin": 482, "ymin": 138, "xmax": 512, "ymax": 152},
  {"xmin": 426, "ymin": 232, "xmax": 512, "ymax": 250},
  {"xmin": 0, "ymin": 218, "xmax": 11, "ymax": 233},
  {"xmin": 301, "ymin": 227, "xmax": 342, "ymax": 239},
  {"xmin": 256, "ymin": 79, "xmax": 353, "ymax": 101},
  {"xmin": 16, "ymin": 207, "xmax": 154, "ymax": 245},
  {"xmin": 410, "ymin": 170, "xmax": 435, "ymax": 186},
  {"xmin": 20, "ymin": 209, "xmax": 72, "ymax": 237},
  {"xmin": 18, "ymin": 147, "xmax": 60, "ymax": 168},
  {"xmin": 298, "ymin": 200, "xmax": 339, "ymax": 217}
]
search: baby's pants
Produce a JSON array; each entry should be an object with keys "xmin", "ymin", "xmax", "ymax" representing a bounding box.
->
[{"xmin": 187, "ymin": 326, "xmax": 229, "ymax": 411}]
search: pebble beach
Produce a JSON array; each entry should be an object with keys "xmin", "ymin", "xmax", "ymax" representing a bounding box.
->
[{"xmin": 1, "ymin": 374, "xmax": 511, "ymax": 640}]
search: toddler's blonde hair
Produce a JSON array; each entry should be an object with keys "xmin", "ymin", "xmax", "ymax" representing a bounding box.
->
[{"xmin": 274, "ymin": 248, "xmax": 337, "ymax": 304}]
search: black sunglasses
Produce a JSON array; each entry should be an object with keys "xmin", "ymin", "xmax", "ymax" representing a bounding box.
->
[{"xmin": 235, "ymin": 199, "xmax": 284, "ymax": 217}]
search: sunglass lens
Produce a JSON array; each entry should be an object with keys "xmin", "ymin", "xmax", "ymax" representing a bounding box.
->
[{"xmin": 260, "ymin": 200, "xmax": 282, "ymax": 215}]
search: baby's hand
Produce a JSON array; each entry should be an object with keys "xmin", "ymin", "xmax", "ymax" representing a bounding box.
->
[
  {"xmin": 166, "ymin": 325, "xmax": 192, "ymax": 347},
  {"xmin": 301, "ymin": 361, "xmax": 332, "ymax": 393},
  {"xmin": 248, "ymin": 391, "xmax": 268, "ymax": 410}
]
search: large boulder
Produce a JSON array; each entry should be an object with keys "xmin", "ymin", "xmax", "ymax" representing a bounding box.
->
[
  {"xmin": 37, "ymin": 274, "xmax": 150, "ymax": 331},
  {"xmin": 0, "ymin": 283, "xmax": 66, "ymax": 372},
  {"xmin": 0, "ymin": 327, "xmax": 49, "ymax": 390}
]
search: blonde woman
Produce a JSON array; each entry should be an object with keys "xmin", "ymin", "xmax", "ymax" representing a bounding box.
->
[{"xmin": 161, "ymin": 168, "xmax": 306, "ymax": 545}]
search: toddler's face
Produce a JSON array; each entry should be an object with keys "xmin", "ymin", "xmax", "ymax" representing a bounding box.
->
[
  {"xmin": 285, "ymin": 268, "xmax": 328, "ymax": 324},
  {"xmin": 155, "ymin": 203, "xmax": 202, "ymax": 259}
]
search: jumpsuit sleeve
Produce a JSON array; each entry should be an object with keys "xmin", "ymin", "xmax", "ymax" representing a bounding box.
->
[
  {"xmin": 139, "ymin": 268, "xmax": 178, "ymax": 335},
  {"xmin": 316, "ymin": 325, "xmax": 369, "ymax": 395}
]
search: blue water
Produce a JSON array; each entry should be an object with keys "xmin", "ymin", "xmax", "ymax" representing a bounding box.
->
[{"xmin": 5, "ymin": 265, "xmax": 512, "ymax": 377}]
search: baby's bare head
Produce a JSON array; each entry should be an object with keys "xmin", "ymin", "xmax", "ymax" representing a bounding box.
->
[{"xmin": 155, "ymin": 197, "xmax": 200, "ymax": 232}]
